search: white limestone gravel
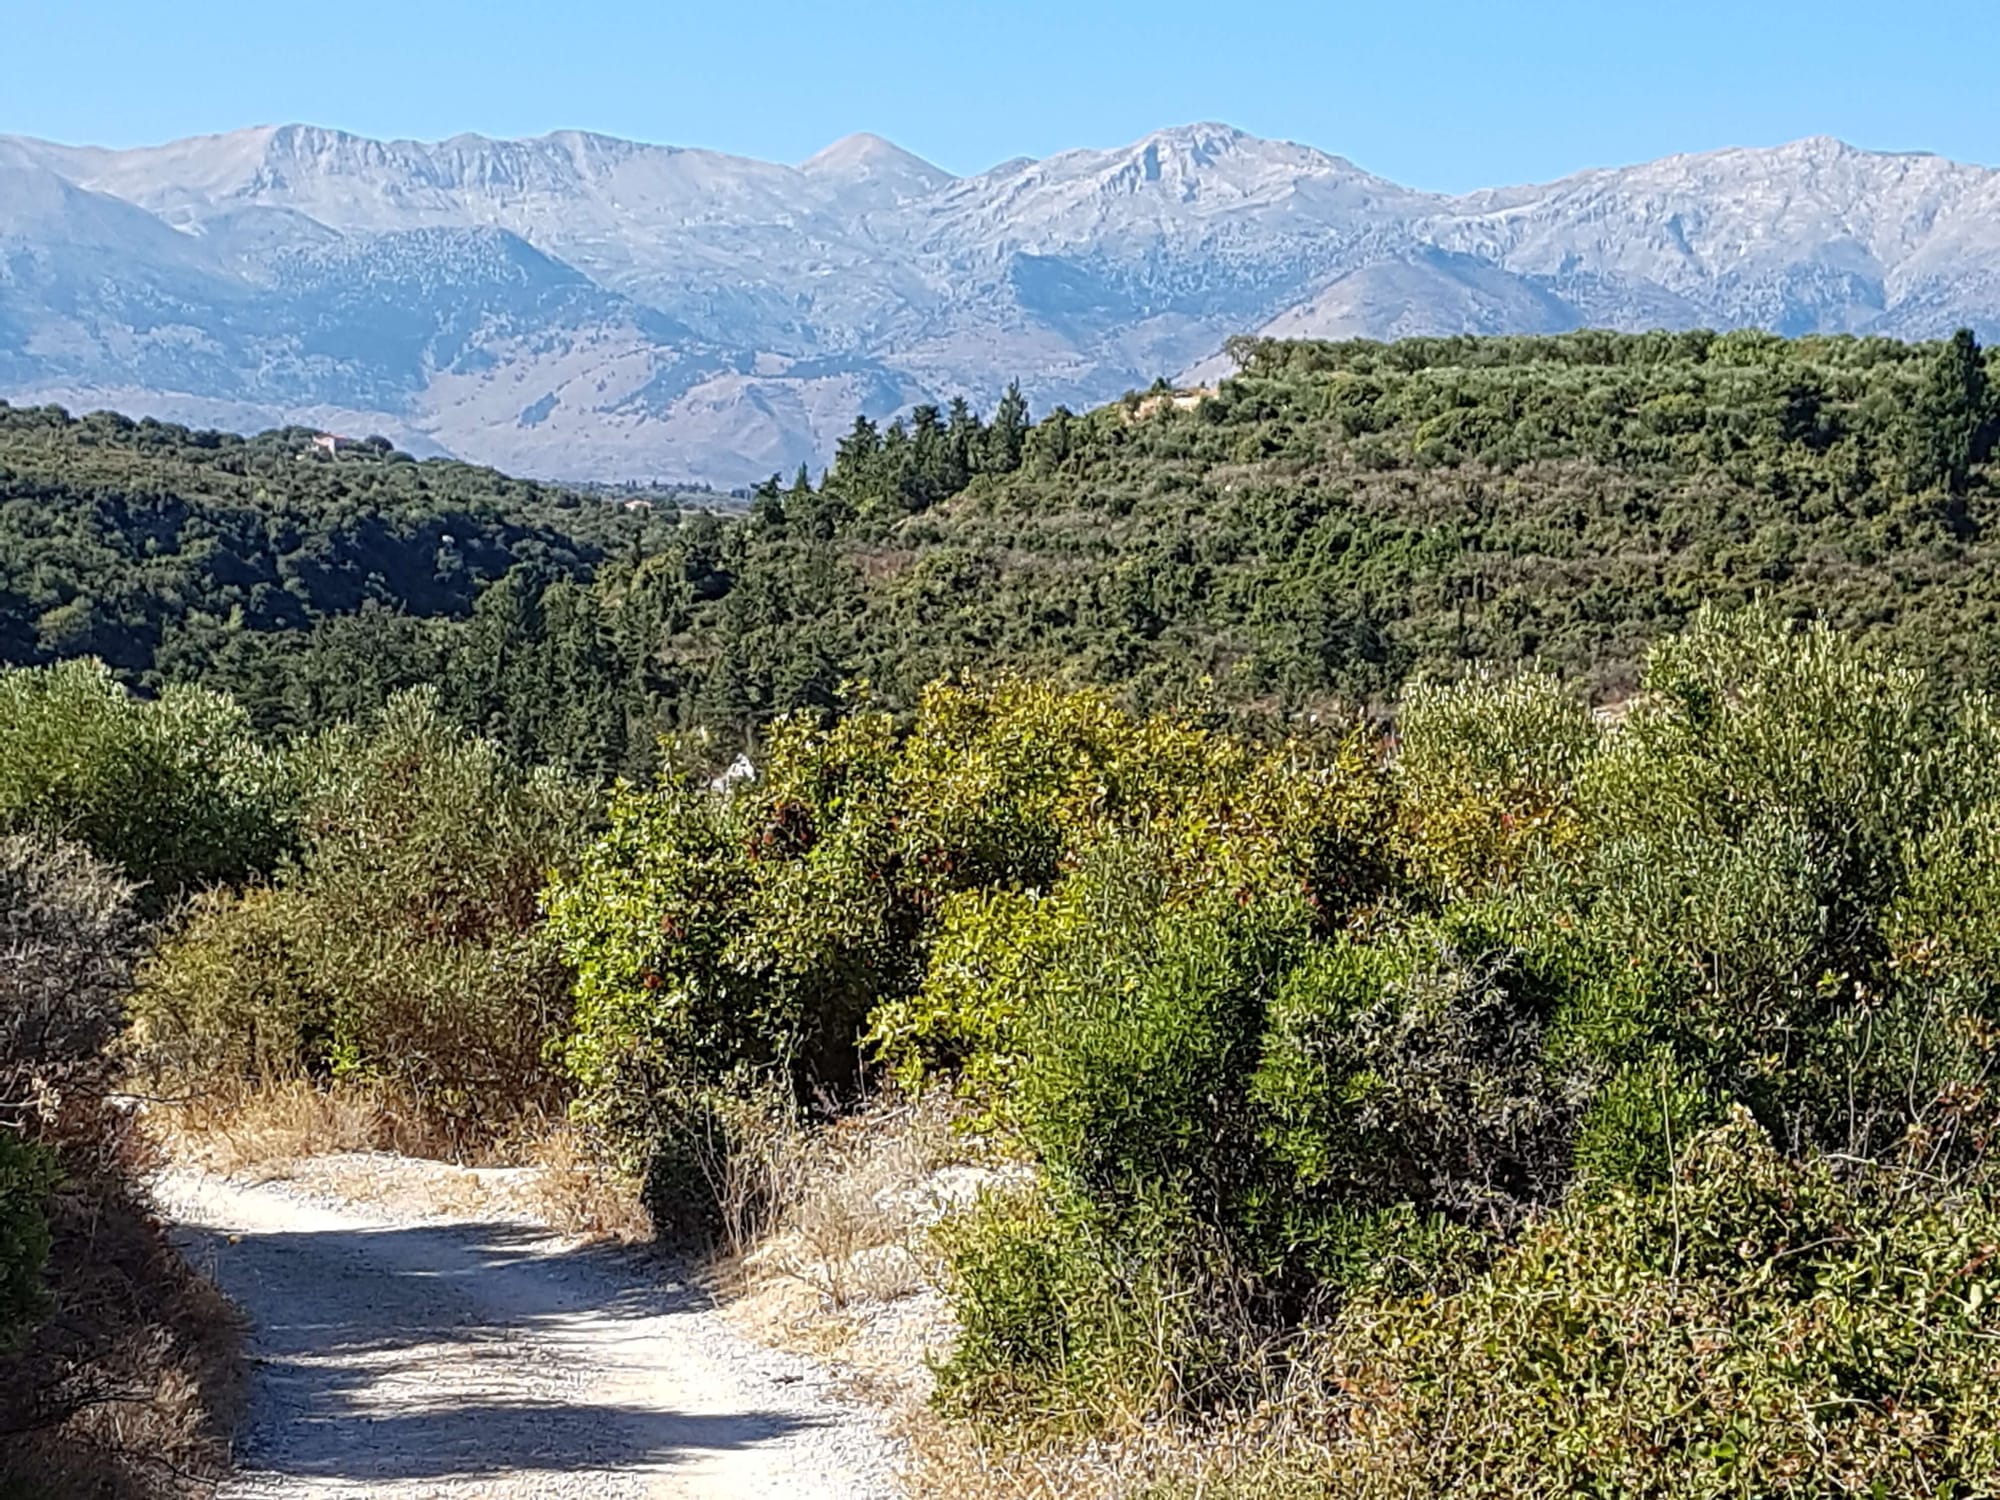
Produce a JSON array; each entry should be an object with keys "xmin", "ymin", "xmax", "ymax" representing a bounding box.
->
[{"xmin": 155, "ymin": 1161, "xmax": 902, "ymax": 1498}]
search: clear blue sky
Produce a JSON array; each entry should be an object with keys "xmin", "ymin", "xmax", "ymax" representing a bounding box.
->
[{"xmin": 7, "ymin": 0, "xmax": 1996, "ymax": 190}]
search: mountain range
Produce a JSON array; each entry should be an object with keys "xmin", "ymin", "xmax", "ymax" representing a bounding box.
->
[{"xmin": 4, "ymin": 122, "xmax": 2000, "ymax": 484}]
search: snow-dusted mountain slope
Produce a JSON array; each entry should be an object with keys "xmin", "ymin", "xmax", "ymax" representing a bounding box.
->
[{"xmin": 3, "ymin": 122, "xmax": 1998, "ymax": 483}]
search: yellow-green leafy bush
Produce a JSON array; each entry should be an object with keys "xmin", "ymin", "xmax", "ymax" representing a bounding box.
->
[
  {"xmin": 1391, "ymin": 666, "xmax": 1600, "ymax": 899},
  {"xmin": 550, "ymin": 677, "xmax": 1395, "ymax": 1165}
]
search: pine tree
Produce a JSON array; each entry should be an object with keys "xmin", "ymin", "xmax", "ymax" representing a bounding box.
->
[
  {"xmin": 904, "ymin": 405, "xmax": 963, "ymax": 511},
  {"xmin": 541, "ymin": 579, "xmax": 627, "ymax": 777},
  {"xmin": 833, "ymin": 414, "xmax": 882, "ymax": 473},
  {"xmin": 946, "ymin": 396, "xmax": 982, "ymax": 486},
  {"xmin": 983, "ymin": 381, "xmax": 1030, "ymax": 474},
  {"xmin": 749, "ymin": 474, "xmax": 786, "ymax": 532},
  {"xmin": 1906, "ymin": 328, "xmax": 1995, "ymax": 494},
  {"xmin": 1029, "ymin": 405, "xmax": 1078, "ymax": 471}
]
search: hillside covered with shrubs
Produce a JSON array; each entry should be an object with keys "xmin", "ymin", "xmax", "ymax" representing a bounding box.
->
[
  {"xmin": 7, "ymin": 328, "xmax": 2000, "ymax": 778},
  {"xmin": 0, "ymin": 404, "xmax": 669, "ymax": 757},
  {"xmin": 9, "ymin": 330, "xmax": 2000, "ymax": 1495}
]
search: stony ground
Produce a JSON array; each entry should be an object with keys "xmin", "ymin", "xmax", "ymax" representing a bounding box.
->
[{"xmin": 155, "ymin": 1160, "xmax": 903, "ymax": 1499}]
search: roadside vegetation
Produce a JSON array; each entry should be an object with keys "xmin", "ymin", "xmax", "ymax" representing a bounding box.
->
[
  {"xmin": 6, "ymin": 329, "xmax": 2000, "ymax": 1496},
  {"xmin": 0, "ymin": 672, "xmax": 255, "ymax": 1496}
]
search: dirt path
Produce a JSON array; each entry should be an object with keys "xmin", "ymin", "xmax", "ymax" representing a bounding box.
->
[{"xmin": 155, "ymin": 1164, "xmax": 901, "ymax": 1499}]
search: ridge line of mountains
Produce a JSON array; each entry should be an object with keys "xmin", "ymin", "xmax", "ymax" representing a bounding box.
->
[{"xmin": 5, "ymin": 120, "xmax": 2000, "ymax": 485}]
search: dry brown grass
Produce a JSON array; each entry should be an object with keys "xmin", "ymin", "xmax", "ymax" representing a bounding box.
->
[
  {"xmin": 901, "ymin": 1418, "xmax": 1151, "ymax": 1500},
  {"xmin": 890, "ymin": 1317, "xmax": 1357, "ymax": 1500},
  {"xmin": 141, "ymin": 1074, "xmax": 466, "ymax": 1176},
  {"xmin": 0, "ymin": 1118, "xmax": 247, "ymax": 1499},
  {"xmin": 715, "ymin": 1089, "xmax": 1033, "ymax": 1447},
  {"xmin": 895, "ymin": 1404, "xmax": 1230, "ymax": 1500},
  {"xmin": 732, "ymin": 1092, "xmax": 981, "ymax": 1301},
  {"xmin": 764, "ymin": 1102, "xmax": 951, "ymax": 1308},
  {"xmin": 519, "ymin": 1121, "xmax": 651, "ymax": 1241},
  {"xmin": 142, "ymin": 1075, "xmax": 656, "ymax": 1241}
]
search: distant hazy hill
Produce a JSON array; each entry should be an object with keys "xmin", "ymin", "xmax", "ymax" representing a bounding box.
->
[{"xmin": 5, "ymin": 123, "xmax": 2000, "ymax": 483}]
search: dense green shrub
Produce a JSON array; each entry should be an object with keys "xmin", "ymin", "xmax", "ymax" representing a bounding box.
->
[
  {"xmin": 548, "ymin": 709, "xmax": 916, "ymax": 1165},
  {"xmin": 868, "ymin": 680, "xmax": 1393, "ymax": 1099},
  {"xmin": 1570, "ymin": 608, "xmax": 1990, "ymax": 1163},
  {"xmin": 924, "ymin": 610, "xmax": 2000, "ymax": 1447},
  {"xmin": 925, "ymin": 862, "xmax": 1330, "ymax": 1419},
  {"xmin": 933, "ymin": 1183, "xmax": 1263, "ymax": 1422},
  {"xmin": 929, "ymin": 887, "xmax": 1585, "ymax": 1413},
  {"xmin": 283, "ymin": 690, "xmax": 594, "ymax": 1104},
  {"xmin": 1251, "ymin": 913, "xmax": 1582, "ymax": 1277},
  {"xmin": 1391, "ymin": 668, "xmax": 1600, "ymax": 899},
  {"xmin": 0, "ymin": 660, "xmax": 289, "ymax": 904},
  {"xmin": 130, "ymin": 691, "xmax": 593, "ymax": 1127},
  {"xmin": 1303, "ymin": 1112, "xmax": 2000, "ymax": 1498},
  {"xmin": 1564, "ymin": 1050, "xmax": 1717, "ymax": 1193},
  {"xmin": 127, "ymin": 886, "xmax": 322, "ymax": 1085},
  {"xmin": 1007, "ymin": 853, "xmax": 1298, "ymax": 1224}
]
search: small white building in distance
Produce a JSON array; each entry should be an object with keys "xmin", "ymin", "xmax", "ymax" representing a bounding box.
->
[{"xmin": 708, "ymin": 754, "xmax": 757, "ymax": 795}]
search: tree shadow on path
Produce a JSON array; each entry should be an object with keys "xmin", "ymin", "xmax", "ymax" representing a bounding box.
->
[{"xmin": 175, "ymin": 1208, "xmax": 831, "ymax": 1485}]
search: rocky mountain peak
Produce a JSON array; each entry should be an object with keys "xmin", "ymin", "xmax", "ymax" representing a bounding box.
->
[
  {"xmin": 799, "ymin": 133, "xmax": 956, "ymax": 212},
  {"xmin": 3, "ymin": 123, "xmax": 1999, "ymax": 486},
  {"xmin": 803, "ymin": 133, "xmax": 951, "ymax": 182}
]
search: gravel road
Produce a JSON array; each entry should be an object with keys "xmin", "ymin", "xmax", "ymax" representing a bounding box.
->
[{"xmin": 156, "ymin": 1164, "xmax": 901, "ymax": 1498}]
